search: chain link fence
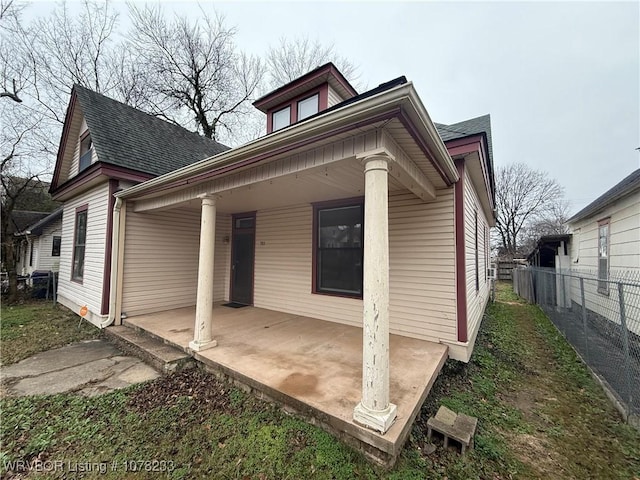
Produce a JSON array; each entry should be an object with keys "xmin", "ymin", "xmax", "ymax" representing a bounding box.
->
[{"xmin": 513, "ymin": 266, "xmax": 640, "ymax": 427}]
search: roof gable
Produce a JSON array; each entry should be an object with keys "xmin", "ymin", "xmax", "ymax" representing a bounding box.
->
[{"xmin": 51, "ymin": 85, "xmax": 230, "ymax": 193}]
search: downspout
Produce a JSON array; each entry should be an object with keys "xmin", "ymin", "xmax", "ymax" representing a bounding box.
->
[{"xmin": 101, "ymin": 197, "xmax": 123, "ymax": 328}]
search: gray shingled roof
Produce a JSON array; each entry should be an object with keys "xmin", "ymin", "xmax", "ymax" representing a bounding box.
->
[
  {"xmin": 435, "ymin": 114, "xmax": 493, "ymax": 165},
  {"xmin": 568, "ymin": 169, "xmax": 640, "ymax": 223},
  {"xmin": 10, "ymin": 211, "xmax": 50, "ymax": 235},
  {"xmin": 74, "ymin": 85, "xmax": 229, "ymax": 177},
  {"xmin": 19, "ymin": 208, "xmax": 63, "ymax": 235}
]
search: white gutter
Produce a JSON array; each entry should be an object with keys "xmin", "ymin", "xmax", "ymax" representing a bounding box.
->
[
  {"xmin": 102, "ymin": 197, "xmax": 123, "ymax": 328},
  {"xmin": 116, "ymin": 82, "xmax": 458, "ymax": 200}
]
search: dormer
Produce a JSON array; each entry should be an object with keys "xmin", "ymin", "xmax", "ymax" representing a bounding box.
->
[{"xmin": 253, "ymin": 62, "xmax": 358, "ymax": 134}]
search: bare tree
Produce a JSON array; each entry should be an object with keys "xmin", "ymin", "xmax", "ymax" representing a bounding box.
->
[
  {"xmin": 266, "ymin": 36, "xmax": 360, "ymax": 89},
  {"xmin": 127, "ymin": 4, "xmax": 263, "ymax": 142},
  {"xmin": 495, "ymin": 163, "xmax": 565, "ymax": 257},
  {"xmin": 0, "ymin": 0, "xmax": 29, "ymax": 103},
  {"xmin": 29, "ymin": 0, "xmax": 121, "ymax": 123},
  {"xmin": 1, "ymin": 101, "xmax": 53, "ymax": 301}
]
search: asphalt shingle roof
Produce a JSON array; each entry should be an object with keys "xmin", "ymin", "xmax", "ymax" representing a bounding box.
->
[
  {"xmin": 21, "ymin": 208, "xmax": 63, "ymax": 235},
  {"xmin": 10, "ymin": 211, "xmax": 50, "ymax": 235},
  {"xmin": 73, "ymin": 85, "xmax": 229, "ymax": 177},
  {"xmin": 568, "ymin": 169, "xmax": 640, "ymax": 223},
  {"xmin": 435, "ymin": 114, "xmax": 493, "ymax": 165}
]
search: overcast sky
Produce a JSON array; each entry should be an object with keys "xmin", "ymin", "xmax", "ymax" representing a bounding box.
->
[{"xmin": 28, "ymin": 1, "xmax": 640, "ymax": 214}]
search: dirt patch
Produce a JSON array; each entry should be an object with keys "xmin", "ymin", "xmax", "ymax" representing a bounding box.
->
[
  {"xmin": 505, "ymin": 431, "xmax": 566, "ymax": 479},
  {"xmin": 127, "ymin": 369, "xmax": 232, "ymax": 415}
]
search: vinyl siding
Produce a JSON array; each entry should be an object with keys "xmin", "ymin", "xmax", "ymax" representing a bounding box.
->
[
  {"xmin": 121, "ymin": 207, "xmax": 231, "ymax": 316},
  {"xmin": 327, "ymin": 85, "xmax": 343, "ymax": 107},
  {"xmin": 253, "ymin": 189, "xmax": 457, "ymax": 342},
  {"xmin": 463, "ymin": 169, "xmax": 491, "ymax": 340},
  {"xmin": 571, "ymin": 191, "xmax": 640, "ymax": 272},
  {"xmin": 37, "ymin": 220, "xmax": 62, "ymax": 272},
  {"xmin": 568, "ymin": 190, "xmax": 640, "ymax": 334},
  {"xmin": 57, "ymin": 182, "xmax": 110, "ymax": 321}
]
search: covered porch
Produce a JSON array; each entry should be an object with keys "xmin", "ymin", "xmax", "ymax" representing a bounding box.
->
[{"xmin": 123, "ymin": 303, "xmax": 448, "ymax": 462}]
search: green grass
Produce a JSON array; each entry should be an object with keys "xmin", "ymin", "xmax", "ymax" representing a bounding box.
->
[
  {"xmin": 1, "ymin": 284, "xmax": 639, "ymax": 479},
  {"xmin": 0, "ymin": 300, "xmax": 100, "ymax": 365}
]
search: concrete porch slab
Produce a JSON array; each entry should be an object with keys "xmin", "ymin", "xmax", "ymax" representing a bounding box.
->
[{"xmin": 122, "ymin": 305, "xmax": 448, "ymax": 465}]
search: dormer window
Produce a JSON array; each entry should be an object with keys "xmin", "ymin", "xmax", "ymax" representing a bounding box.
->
[
  {"xmin": 253, "ymin": 63, "xmax": 358, "ymax": 134},
  {"xmin": 272, "ymin": 106, "xmax": 291, "ymax": 131},
  {"xmin": 79, "ymin": 133, "xmax": 93, "ymax": 172},
  {"xmin": 297, "ymin": 93, "xmax": 319, "ymax": 121}
]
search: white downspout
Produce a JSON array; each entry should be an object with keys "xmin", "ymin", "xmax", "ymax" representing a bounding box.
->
[{"xmin": 101, "ymin": 197, "xmax": 123, "ymax": 328}]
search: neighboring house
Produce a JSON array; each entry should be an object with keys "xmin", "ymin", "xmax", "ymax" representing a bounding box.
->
[
  {"xmin": 48, "ymin": 85, "xmax": 228, "ymax": 326},
  {"xmin": 49, "ymin": 64, "xmax": 495, "ymax": 451},
  {"xmin": 568, "ymin": 168, "xmax": 640, "ymax": 282},
  {"xmin": 14, "ymin": 208, "xmax": 63, "ymax": 276}
]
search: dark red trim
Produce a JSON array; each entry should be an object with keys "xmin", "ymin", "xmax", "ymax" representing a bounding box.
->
[
  {"xmin": 445, "ymin": 135, "xmax": 494, "ymax": 211},
  {"xmin": 139, "ymin": 110, "xmax": 402, "ymax": 199},
  {"xmin": 51, "ymin": 162, "xmax": 153, "ymax": 200},
  {"xmin": 253, "ymin": 63, "xmax": 357, "ymax": 111},
  {"xmin": 128, "ymin": 106, "xmax": 455, "ymax": 201},
  {"xmin": 454, "ymin": 159, "xmax": 468, "ymax": 342},
  {"xmin": 267, "ymin": 85, "xmax": 328, "ymax": 134},
  {"xmin": 50, "ymin": 91, "xmax": 78, "ymax": 191},
  {"xmin": 229, "ymin": 211, "xmax": 256, "ymax": 305},
  {"xmin": 311, "ymin": 196, "xmax": 365, "ymax": 299},
  {"xmin": 100, "ymin": 179, "xmax": 117, "ymax": 315},
  {"xmin": 397, "ymin": 109, "xmax": 454, "ymax": 186},
  {"xmin": 71, "ymin": 204, "xmax": 89, "ymax": 284}
]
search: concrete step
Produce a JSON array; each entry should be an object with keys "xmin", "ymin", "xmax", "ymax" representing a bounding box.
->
[{"xmin": 104, "ymin": 325, "xmax": 194, "ymax": 374}]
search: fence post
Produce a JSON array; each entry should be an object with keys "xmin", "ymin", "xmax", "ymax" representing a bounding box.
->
[
  {"xmin": 617, "ymin": 282, "xmax": 633, "ymax": 419},
  {"xmin": 580, "ymin": 277, "xmax": 589, "ymax": 363}
]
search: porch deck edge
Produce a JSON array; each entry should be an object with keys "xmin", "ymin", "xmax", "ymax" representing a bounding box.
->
[{"xmin": 121, "ymin": 319, "xmax": 447, "ymax": 467}]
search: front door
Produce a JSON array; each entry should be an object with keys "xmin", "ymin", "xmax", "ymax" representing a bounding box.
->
[{"xmin": 231, "ymin": 214, "xmax": 255, "ymax": 305}]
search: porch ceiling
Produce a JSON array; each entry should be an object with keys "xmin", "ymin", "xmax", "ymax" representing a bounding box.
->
[{"xmin": 124, "ymin": 305, "xmax": 448, "ymax": 458}]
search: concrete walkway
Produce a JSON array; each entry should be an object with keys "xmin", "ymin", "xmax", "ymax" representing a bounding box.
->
[{"xmin": 0, "ymin": 339, "xmax": 159, "ymax": 397}]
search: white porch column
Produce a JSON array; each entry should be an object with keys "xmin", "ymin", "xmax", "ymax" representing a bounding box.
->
[
  {"xmin": 189, "ymin": 194, "xmax": 218, "ymax": 352},
  {"xmin": 353, "ymin": 152, "xmax": 397, "ymax": 434}
]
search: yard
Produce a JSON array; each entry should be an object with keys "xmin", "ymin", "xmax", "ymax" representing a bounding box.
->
[{"xmin": 1, "ymin": 284, "xmax": 639, "ymax": 479}]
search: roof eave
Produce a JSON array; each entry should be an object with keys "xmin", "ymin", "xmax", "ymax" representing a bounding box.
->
[{"xmin": 118, "ymin": 83, "xmax": 458, "ymax": 200}]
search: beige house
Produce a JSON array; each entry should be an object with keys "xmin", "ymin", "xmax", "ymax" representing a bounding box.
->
[{"xmin": 50, "ymin": 64, "xmax": 495, "ymax": 463}]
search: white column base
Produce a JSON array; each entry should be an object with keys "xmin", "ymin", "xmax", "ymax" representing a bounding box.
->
[
  {"xmin": 188, "ymin": 339, "xmax": 217, "ymax": 352},
  {"xmin": 353, "ymin": 402, "xmax": 397, "ymax": 434}
]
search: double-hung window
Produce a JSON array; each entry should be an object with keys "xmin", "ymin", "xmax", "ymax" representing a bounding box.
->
[
  {"xmin": 314, "ymin": 201, "xmax": 363, "ymax": 297},
  {"xmin": 597, "ymin": 219, "xmax": 609, "ymax": 294},
  {"xmin": 72, "ymin": 207, "xmax": 88, "ymax": 282}
]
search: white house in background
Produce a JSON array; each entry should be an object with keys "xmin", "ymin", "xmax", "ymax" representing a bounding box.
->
[
  {"xmin": 14, "ymin": 208, "xmax": 63, "ymax": 276},
  {"xmin": 568, "ymin": 168, "xmax": 640, "ymax": 282},
  {"xmin": 50, "ymin": 64, "xmax": 495, "ymax": 453},
  {"xmin": 567, "ymin": 169, "xmax": 640, "ymax": 336},
  {"xmin": 48, "ymin": 85, "xmax": 227, "ymax": 326}
]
